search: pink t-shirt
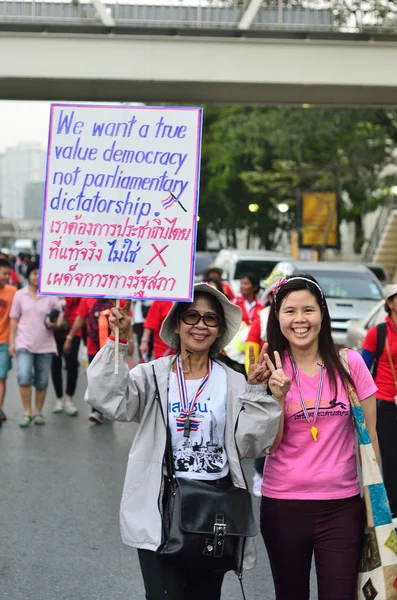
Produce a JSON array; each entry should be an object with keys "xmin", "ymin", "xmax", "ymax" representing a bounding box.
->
[
  {"xmin": 10, "ymin": 287, "xmax": 62, "ymax": 354},
  {"xmin": 262, "ymin": 349, "xmax": 377, "ymax": 500}
]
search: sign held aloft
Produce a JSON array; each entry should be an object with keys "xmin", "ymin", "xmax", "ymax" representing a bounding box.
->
[{"xmin": 39, "ymin": 104, "xmax": 203, "ymax": 301}]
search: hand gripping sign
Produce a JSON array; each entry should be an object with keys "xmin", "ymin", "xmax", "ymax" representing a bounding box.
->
[{"xmin": 39, "ymin": 104, "xmax": 203, "ymax": 303}]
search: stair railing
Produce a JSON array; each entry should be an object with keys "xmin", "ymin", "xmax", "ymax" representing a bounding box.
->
[{"xmin": 362, "ymin": 194, "xmax": 397, "ymax": 263}]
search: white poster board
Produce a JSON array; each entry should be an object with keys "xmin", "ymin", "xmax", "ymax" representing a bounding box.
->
[{"xmin": 39, "ymin": 104, "xmax": 203, "ymax": 301}]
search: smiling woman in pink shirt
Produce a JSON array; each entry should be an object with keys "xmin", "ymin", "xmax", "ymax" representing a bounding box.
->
[
  {"xmin": 9, "ymin": 262, "xmax": 62, "ymax": 428},
  {"xmin": 260, "ymin": 274, "xmax": 378, "ymax": 600}
]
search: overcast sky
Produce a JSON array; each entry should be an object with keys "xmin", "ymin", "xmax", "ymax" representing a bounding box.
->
[{"xmin": 0, "ymin": 101, "xmax": 52, "ymax": 153}]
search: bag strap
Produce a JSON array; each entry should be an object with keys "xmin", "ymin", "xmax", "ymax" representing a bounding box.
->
[
  {"xmin": 373, "ymin": 322, "xmax": 387, "ymax": 378},
  {"xmin": 375, "ymin": 322, "xmax": 387, "ymax": 359},
  {"xmin": 339, "ymin": 348, "xmax": 360, "ymax": 408},
  {"xmin": 151, "ymin": 365, "xmax": 176, "ymax": 481},
  {"xmin": 385, "ymin": 337, "xmax": 397, "ymax": 392}
]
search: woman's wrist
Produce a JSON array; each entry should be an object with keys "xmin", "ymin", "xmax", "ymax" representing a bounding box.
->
[
  {"xmin": 109, "ymin": 334, "xmax": 128, "ymax": 344},
  {"xmin": 273, "ymin": 394, "xmax": 286, "ymax": 403},
  {"xmin": 66, "ymin": 335, "xmax": 73, "ymax": 341}
]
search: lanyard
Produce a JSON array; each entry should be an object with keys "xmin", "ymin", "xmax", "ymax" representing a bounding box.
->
[
  {"xmin": 176, "ymin": 354, "xmax": 212, "ymax": 437},
  {"xmin": 289, "ymin": 353, "xmax": 325, "ymax": 442},
  {"xmin": 243, "ymin": 299, "xmax": 258, "ymax": 323}
]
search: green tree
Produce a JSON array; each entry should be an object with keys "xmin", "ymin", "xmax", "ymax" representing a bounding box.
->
[{"xmin": 240, "ymin": 108, "xmax": 395, "ymax": 253}]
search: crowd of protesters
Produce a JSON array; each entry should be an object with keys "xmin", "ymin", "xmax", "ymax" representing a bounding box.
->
[{"xmin": 2, "ymin": 252, "xmax": 397, "ymax": 599}]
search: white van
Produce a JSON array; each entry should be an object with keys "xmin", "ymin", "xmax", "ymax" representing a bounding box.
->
[{"xmin": 213, "ymin": 249, "xmax": 289, "ymax": 294}]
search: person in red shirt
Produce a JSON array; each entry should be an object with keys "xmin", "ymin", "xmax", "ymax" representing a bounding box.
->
[
  {"xmin": 64, "ymin": 298, "xmax": 133, "ymax": 424},
  {"xmin": 362, "ymin": 283, "xmax": 397, "ymax": 519},
  {"xmin": 51, "ymin": 297, "xmax": 82, "ymax": 416},
  {"xmin": 139, "ymin": 300, "xmax": 175, "ymax": 360},
  {"xmin": 203, "ymin": 266, "xmax": 235, "ymax": 301},
  {"xmin": 233, "ymin": 273, "xmax": 263, "ymax": 326}
]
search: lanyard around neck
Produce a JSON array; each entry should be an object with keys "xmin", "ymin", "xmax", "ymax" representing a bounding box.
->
[
  {"xmin": 176, "ymin": 354, "xmax": 212, "ymax": 417},
  {"xmin": 289, "ymin": 353, "xmax": 325, "ymax": 425}
]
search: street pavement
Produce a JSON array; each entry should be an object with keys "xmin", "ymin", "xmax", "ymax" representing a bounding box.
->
[{"xmin": 0, "ymin": 364, "xmax": 318, "ymax": 600}]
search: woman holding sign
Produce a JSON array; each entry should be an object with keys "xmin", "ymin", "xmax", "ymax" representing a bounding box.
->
[
  {"xmin": 85, "ymin": 283, "xmax": 282, "ymax": 599},
  {"xmin": 260, "ymin": 274, "xmax": 378, "ymax": 600}
]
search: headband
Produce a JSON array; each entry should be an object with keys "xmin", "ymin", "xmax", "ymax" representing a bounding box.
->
[{"xmin": 273, "ymin": 276, "xmax": 325, "ymax": 306}]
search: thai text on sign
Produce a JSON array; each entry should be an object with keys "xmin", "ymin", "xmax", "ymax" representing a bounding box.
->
[{"xmin": 39, "ymin": 104, "xmax": 203, "ymax": 300}]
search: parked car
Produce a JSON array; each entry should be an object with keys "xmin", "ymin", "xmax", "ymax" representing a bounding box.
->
[
  {"xmin": 194, "ymin": 251, "xmax": 217, "ymax": 283},
  {"xmin": 364, "ymin": 263, "xmax": 390, "ymax": 286},
  {"xmin": 213, "ymin": 249, "xmax": 289, "ymax": 294},
  {"xmin": 271, "ymin": 260, "xmax": 384, "ymax": 347},
  {"xmin": 347, "ymin": 299, "xmax": 386, "ymax": 351}
]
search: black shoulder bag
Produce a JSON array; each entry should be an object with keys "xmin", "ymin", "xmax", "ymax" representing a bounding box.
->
[{"xmin": 151, "ymin": 366, "xmax": 257, "ymax": 579}]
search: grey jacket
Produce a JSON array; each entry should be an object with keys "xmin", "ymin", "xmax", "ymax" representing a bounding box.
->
[{"xmin": 85, "ymin": 340, "xmax": 282, "ymax": 569}]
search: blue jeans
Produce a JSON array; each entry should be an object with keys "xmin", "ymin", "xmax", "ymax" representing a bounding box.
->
[
  {"xmin": 0, "ymin": 343, "xmax": 12, "ymax": 379},
  {"xmin": 17, "ymin": 349, "xmax": 53, "ymax": 390}
]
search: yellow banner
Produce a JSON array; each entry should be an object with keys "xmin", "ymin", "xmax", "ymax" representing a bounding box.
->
[{"xmin": 301, "ymin": 192, "xmax": 338, "ymax": 247}]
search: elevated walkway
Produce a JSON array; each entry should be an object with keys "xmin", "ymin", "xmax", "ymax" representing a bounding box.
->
[
  {"xmin": 0, "ymin": 1, "xmax": 397, "ymax": 105},
  {"xmin": 2, "ymin": 29, "xmax": 397, "ymax": 105},
  {"xmin": 363, "ymin": 198, "xmax": 397, "ymax": 282}
]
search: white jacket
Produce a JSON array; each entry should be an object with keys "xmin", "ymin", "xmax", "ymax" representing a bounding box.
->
[{"xmin": 85, "ymin": 340, "xmax": 281, "ymax": 569}]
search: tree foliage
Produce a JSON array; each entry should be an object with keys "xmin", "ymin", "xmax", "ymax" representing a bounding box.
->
[{"xmin": 199, "ymin": 106, "xmax": 397, "ymax": 252}]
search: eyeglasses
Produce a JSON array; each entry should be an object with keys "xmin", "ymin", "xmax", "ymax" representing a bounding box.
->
[{"xmin": 181, "ymin": 310, "xmax": 221, "ymax": 328}]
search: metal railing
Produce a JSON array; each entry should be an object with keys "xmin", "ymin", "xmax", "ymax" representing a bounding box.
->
[
  {"xmin": 362, "ymin": 194, "xmax": 397, "ymax": 263},
  {"xmin": 0, "ymin": 0, "xmax": 396, "ymax": 33}
]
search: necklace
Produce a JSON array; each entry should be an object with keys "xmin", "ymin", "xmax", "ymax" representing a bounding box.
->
[
  {"xmin": 175, "ymin": 354, "xmax": 212, "ymax": 438},
  {"xmin": 289, "ymin": 353, "xmax": 325, "ymax": 442}
]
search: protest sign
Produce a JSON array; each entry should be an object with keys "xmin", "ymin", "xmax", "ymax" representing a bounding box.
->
[{"xmin": 39, "ymin": 104, "xmax": 203, "ymax": 301}]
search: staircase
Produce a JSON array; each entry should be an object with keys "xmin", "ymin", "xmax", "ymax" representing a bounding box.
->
[{"xmin": 363, "ymin": 196, "xmax": 397, "ymax": 281}]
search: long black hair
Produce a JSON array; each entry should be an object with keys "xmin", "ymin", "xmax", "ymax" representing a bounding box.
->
[{"xmin": 266, "ymin": 274, "xmax": 355, "ymax": 394}]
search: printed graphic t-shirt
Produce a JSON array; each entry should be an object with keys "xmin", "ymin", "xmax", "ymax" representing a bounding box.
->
[
  {"xmin": 262, "ymin": 349, "xmax": 377, "ymax": 500},
  {"xmin": 168, "ymin": 361, "xmax": 229, "ymax": 480}
]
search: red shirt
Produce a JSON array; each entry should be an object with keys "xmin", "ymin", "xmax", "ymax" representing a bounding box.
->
[
  {"xmin": 144, "ymin": 300, "xmax": 175, "ymax": 359},
  {"xmin": 233, "ymin": 297, "xmax": 263, "ymax": 326},
  {"xmin": 56, "ymin": 297, "xmax": 82, "ymax": 339},
  {"xmin": 247, "ymin": 315, "xmax": 263, "ymax": 348},
  {"xmin": 77, "ymin": 298, "xmax": 97, "ymax": 356},
  {"xmin": 221, "ymin": 282, "xmax": 235, "ymax": 301},
  {"xmin": 9, "ymin": 269, "xmax": 20, "ymax": 287},
  {"xmin": 362, "ymin": 315, "xmax": 397, "ymax": 402}
]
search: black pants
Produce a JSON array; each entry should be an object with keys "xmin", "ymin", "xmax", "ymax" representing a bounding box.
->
[
  {"xmin": 377, "ymin": 399, "xmax": 397, "ymax": 517},
  {"xmin": 260, "ymin": 495, "xmax": 364, "ymax": 600},
  {"xmin": 254, "ymin": 457, "xmax": 266, "ymax": 476},
  {"xmin": 51, "ymin": 337, "xmax": 80, "ymax": 398},
  {"xmin": 138, "ymin": 549, "xmax": 225, "ymax": 600}
]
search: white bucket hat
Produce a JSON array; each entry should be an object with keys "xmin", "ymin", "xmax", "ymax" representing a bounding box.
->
[
  {"xmin": 160, "ymin": 283, "xmax": 242, "ymax": 354},
  {"xmin": 385, "ymin": 283, "xmax": 397, "ymax": 300}
]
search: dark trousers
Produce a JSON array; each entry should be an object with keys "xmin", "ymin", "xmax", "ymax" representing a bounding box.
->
[
  {"xmin": 260, "ymin": 495, "xmax": 364, "ymax": 600},
  {"xmin": 254, "ymin": 457, "xmax": 266, "ymax": 476},
  {"xmin": 51, "ymin": 337, "xmax": 80, "ymax": 398},
  {"xmin": 377, "ymin": 399, "xmax": 397, "ymax": 517},
  {"xmin": 138, "ymin": 549, "xmax": 225, "ymax": 600}
]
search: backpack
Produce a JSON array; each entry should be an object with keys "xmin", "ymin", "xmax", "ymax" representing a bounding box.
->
[
  {"xmin": 87, "ymin": 299, "xmax": 114, "ymax": 348},
  {"xmin": 372, "ymin": 322, "xmax": 387, "ymax": 379}
]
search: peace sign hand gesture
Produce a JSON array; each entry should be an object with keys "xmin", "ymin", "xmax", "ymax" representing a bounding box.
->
[
  {"xmin": 265, "ymin": 351, "xmax": 291, "ymax": 401},
  {"xmin": 247, "ymin": 343, "xmax": 271, "ymax": 386}
]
